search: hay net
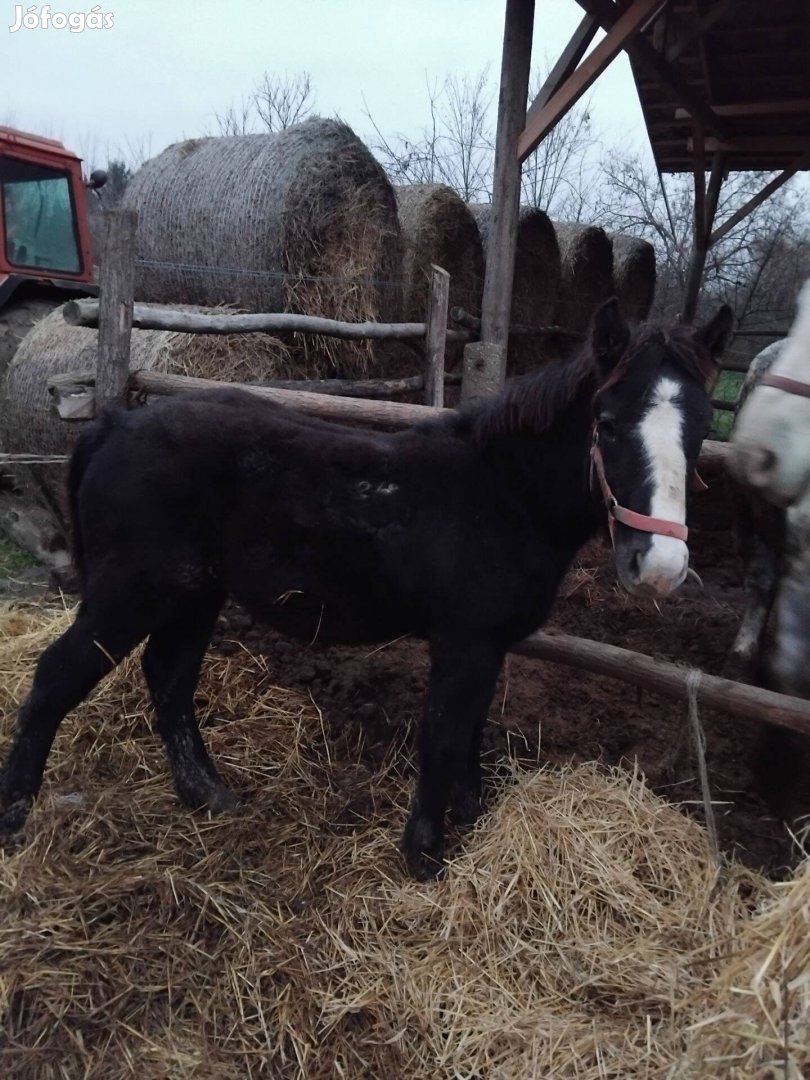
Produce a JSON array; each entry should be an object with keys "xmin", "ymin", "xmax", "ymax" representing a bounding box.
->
[
  {"xmin": 123, "ymin": 117, "xmax": 404, "ymax": 376},
  {"xmin": 1, "ymin": 601, "xmax": 807, "ymax": 1080}
]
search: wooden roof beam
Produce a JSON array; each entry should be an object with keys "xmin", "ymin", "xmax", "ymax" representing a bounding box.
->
[
  {"xmin": 517, "ymin": 0, "xmax": 665, "ymax": 162},
  {"xmin": 676, "ymin": 100, "xmax": 810, "ymax": 118},
  {"xmin": 691, "ymin": 135, "xmax": 810, "ymax": 154},
  {"xmin": 709, "ymin": 153, "xmax": 810, "ymax": 245},
  {"xmin": 575, "ymin": 0, "xmax": 731, "ymax": 137},
  {"xmin": 666, "ymin": 0, "xmax": 732, "ymax": 63},
  {"xmin": 525, "ymin": 13, "xmax": 598, "ymax": 120}
]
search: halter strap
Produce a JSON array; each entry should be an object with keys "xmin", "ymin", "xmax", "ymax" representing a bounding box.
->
[
  {"xmin": 760, "ymin": 372, "xmax": 810, "ymax": 399},
  {"xmin": 590, "ymin": 426, "xmax": 690, "ymax": 544}
]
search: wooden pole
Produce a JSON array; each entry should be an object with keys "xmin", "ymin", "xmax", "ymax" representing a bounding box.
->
[
  {"xmin": 66, "ymin": 298, "xmax": 472, "ymax": 344},
  {"xmin": 95, "ymin": 209, "xmax": 137, "ymax": 407},
  {"xmin": 423, "ymin": 265, "xmax": 450, "ymax": 408},
  {"xmin": 463, "ymin": 0, "xmax": 534, "ymax": 402},
  {"xmin": 512, "ymin": 630, "xmax": 810, "ymax": 737},
  {"xmin": 681, "ymin": 152, "xmax": 725, "ymax": 322}
]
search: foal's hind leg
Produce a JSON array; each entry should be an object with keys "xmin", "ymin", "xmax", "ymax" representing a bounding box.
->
[
  {"xmin": 0, "ymin": 603, "xmax": 151, "ymax": 832},
  {"xmin": 402, "ymin": 638, "xmax": 503, "ymax": 881},
  {"xmin": 141, "ymin": 592, "xmax": 239, "ymax": 814}
]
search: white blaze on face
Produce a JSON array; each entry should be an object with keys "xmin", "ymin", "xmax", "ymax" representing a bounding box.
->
[{"xmin": 636, "ymin": 376, "xmax": 689, "ymax": 594}]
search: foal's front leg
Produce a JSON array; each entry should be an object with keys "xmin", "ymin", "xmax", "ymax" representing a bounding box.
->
[{"xmin": 402, "ymin": 638, "xmax": 504, "ymax": 881}]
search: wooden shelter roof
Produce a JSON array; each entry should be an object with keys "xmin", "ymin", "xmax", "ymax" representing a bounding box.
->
[{"xmin": 595, "ymin": 0, "xmax": 810, "ymax": 173}]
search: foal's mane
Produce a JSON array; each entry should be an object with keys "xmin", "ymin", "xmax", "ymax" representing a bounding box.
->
[
  {"xmin": 468, "ymin": 321, "xmax": 715, "ymax": 446},
  {"xmin": 599, "ymin": 324, "xmax": 717, "ymax": 395}
]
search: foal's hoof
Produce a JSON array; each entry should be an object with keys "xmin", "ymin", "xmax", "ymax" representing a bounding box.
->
[
  {"xmin": 206, "ymin": 784, "xmax": 242, "ymax": 815},
  {"xmin": 450, "ymin": 789, "xmax": 482, "ymax": 829},
  {"xmin": 178, "ymin": 781, "xmax": 241, "ymax": 816},
  {"xmin": 0, "ymin": 795, "xmax": 33, "ymax": 836},
  {"xmin": 402, "ymin": 815, "xmax": 444, "ymax": 882}
]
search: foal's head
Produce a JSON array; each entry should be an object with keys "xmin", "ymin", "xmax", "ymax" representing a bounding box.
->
[{"xmin": 589, "ymin": 299, "xmax": 732, "ymax": 598}]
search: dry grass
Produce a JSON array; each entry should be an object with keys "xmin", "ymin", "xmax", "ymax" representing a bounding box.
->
[{"xmin": 0, "ymin": 602, "xmax": 807, "ymax": 1079}]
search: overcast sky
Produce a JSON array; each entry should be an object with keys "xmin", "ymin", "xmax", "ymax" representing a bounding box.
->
[{"xmin": 2, "ymin": 0, "xmax": 648, "ymax": 170}]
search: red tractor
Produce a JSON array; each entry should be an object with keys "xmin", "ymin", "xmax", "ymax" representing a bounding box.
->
[{"xmin": 0, "ymin": 126, "xmax": 106, "ymax": 380}]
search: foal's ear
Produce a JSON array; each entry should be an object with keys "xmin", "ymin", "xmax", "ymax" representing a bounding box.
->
[
  {"xmin": 591, "ymin": 298, "xmax": 630, "ymax": 374},
  {"xmin": 698, "ymin": 304, "xmax": 734, "ymax": 358}
]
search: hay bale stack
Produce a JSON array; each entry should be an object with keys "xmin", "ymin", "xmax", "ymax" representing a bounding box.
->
[
  {"xmin": 2, "ymin": 602, "xmax": 803, "ymax": 1080},
  {"xmin": 395, "ymin": 184, "xmax": 484, "ymax": 322},
  {"xmin": 554, "ymin": 222, "xmax": 615, "ymax": 335},
  {"xmin": 2, "ymin": 304, "xmax": 295, "ymax": 500},
  {"xmin": 470, "ymin": 204, "xmax": 561, "ymax": 369},
  {"xmin": 123, "ymin": 118, "xmax": 403, "ymax": 375},
  {"xmin": 611, "ymin": 233, "xmax": 656, "ymax": 322}
]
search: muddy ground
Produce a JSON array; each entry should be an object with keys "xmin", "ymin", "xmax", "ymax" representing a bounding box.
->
[{"xmin": 213, "ymin": 463, "xmax": 809, "ymax": 878}]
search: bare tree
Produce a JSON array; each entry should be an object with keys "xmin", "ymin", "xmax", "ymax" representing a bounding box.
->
[
  {"xmin": 520, "ymin": 71, "xmax": 597, "ymax": 220},
  {"xmin": 254, "ymin": 72, "xmax": 315, "ymax": 132},
  {"xmin": 367, "ymin": 65, "xmax": 596, "ymax": 214},
  {"xmin": 592, "ymin": 153, "xmax": 810, "ymax": 326},
  {"xmin": 365, "ymin": 70, "xmax": 494, "ymax": 202},
  {"xmin": 212, "ymin": 72, "xmax": 315, "ymax": 136}
]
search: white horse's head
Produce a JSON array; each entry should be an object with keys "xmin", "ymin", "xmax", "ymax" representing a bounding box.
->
[{"xmin": 731, "ymin": 279, "xmax": 810, "ymax": 506}]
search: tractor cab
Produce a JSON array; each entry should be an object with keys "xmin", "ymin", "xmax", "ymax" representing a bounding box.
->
[{"xmin": 0, "ymin": 126, "xmax": 104, "ymax": 307}]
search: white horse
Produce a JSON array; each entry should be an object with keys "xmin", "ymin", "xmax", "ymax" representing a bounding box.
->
[{"xmin": 731, "ymin": 278, "xmax": 810, "ymax": 506}]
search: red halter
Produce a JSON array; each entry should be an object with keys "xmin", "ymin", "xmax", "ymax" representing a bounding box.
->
[
  {"xmin": 589, "ymin": 424, "xmax": 703, "ymax": 545},
  {"xmin": 760, "ymin": 373, "xmax": 810, "ymax": 399}
]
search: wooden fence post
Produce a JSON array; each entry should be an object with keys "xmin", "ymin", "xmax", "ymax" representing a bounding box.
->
[
  {"xmin": 96, "ymin": 208, "xmax": 137, "ymax": 408},
  {"xmin": 423, "ymin": 265, "xmax": 450, "ymax": 408},
  {"xmin": 462, "ymin": 0, "xmax": 535, "ymax": 402}
]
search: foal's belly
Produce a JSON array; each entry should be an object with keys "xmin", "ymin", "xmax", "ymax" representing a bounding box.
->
[{"xmin": 225, "ymin": 556, "xmax": 418, "ymax": 646}]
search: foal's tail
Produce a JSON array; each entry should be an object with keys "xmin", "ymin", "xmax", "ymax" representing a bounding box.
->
[{"xmin": 67, "ymin": 409, "xmax": 116, "ymax": 591}]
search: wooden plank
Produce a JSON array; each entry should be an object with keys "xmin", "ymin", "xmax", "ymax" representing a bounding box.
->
[
  {"xmin": 513, "ymin": 630, "xmax": 810, "ymax": 736},
  {"xmin": 64, "ymin": 299, "xmax": 472, "ymax": 344},
  {"xmin": 424, "ymin": 265, "xmax": 450, "ymax": 408},
  {"xmin": 95, "ymin": 209, "xmax": 137, "ymax": 407},
  {"xmin": 525, "ymin": 13, "xmax": 598, "ymax": 120},
  {"xmin": 469, "ymin": 0, "xmax": 535, "ymax": 399},
  {"xmin": 709, "ymin": 158, "xmax": 810, "ymax": 245},
  {"xmin": 517, "ymin": 0, "xmax": 666, "ymax": 162},
  {"xmin": 575, "ymin": 0, "xmax": 729, "ymax": 136}
]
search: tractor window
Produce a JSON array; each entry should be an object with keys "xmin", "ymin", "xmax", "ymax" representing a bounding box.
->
[{"xmin": 1, "ymin": 156, "xmax": 81, "ymax": 274}]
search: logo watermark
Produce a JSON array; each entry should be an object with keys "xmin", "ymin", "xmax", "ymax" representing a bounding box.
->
[{"xmin": 9, "ymin": 4, "xmax": 114, "ymax": 31}]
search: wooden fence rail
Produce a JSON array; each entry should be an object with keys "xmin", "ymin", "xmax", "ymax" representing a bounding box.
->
[
  {"xmin": 49, "ymin": 365, "xmax": 731, "ymax": 470},
  {"xmin": 514, "ymin": 631, "xmax": 810, "ymax": 737},
  {"xmin": 65, "ymin": 298, "xmax": 472, "ymax": 344}
]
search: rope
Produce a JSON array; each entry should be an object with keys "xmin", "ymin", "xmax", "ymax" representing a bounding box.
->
[{"xmin": 686, "ymin": 669, "xmax": 721, "ymax": 869}]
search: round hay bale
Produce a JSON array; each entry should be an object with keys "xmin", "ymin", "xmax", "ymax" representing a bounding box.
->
[
  {"xmin": 469, "ymin": 204, "xmax": 561, "ymax": 370},
  {"xmin": 122, "ymin": 118, "xmax": 403, "ymax": 376},
  {"xmin": 554, "ymin": 222, "xmax": 615, "ymax": 335},
  {"xmin": 611, "ymin": 233, "xmax": 656, "ymax": 322},
  {"xmin": 2, "ymin": 304, "xmax": 296, "ymax": 506},
  {"xmin": 395, "ymin": 184, "xmax": 484, "ymax": 322}
]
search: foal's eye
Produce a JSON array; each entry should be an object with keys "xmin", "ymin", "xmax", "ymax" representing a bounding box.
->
[{"xmin": 598, "ymin": 418, "xmax": 617, "ymax": 441}]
